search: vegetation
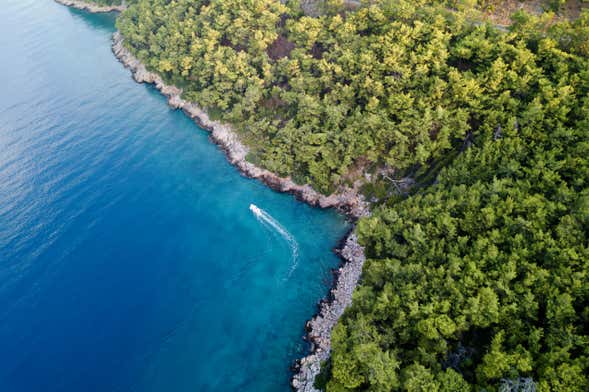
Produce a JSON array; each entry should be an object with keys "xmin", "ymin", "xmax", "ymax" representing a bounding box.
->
[
  {"xmin": 82, "ymin": 0, "xmax": 589, "ymax": 390},
  {"xmin": 328, "ymin": 95, "xmax": 589, "ymax": 390},
  {"xmin": 115, "ymin": 0, "xmax": 588, "ymax": 194},
  {"xmin": 319, "ymin": 5, "xmax": 589, "ymax": 392}
]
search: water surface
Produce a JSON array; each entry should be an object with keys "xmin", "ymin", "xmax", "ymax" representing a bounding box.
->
[{"xmin": 0, "ymin": 1, "xmax": 349, "ymax": 390}]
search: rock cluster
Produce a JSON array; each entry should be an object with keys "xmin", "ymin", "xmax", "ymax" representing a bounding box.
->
[
  {"xmin": 111, "ymin": 32, "xmax": 369, "ymax": 219},
  {"xmin": 291, "ymin": 233, "xmax": 366, "ymax": 391},
  {"xmin": 54, "ymin": 0, "xmax": 126, "ymax": 13}
]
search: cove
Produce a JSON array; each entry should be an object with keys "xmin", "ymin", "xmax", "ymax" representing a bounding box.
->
[{"xmin": 0, "ymin": 1, "xmax": 349, "ymax": 391}]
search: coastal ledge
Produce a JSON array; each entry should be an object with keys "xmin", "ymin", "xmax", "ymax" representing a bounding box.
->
[
  {"xmin": 55, "ymin": 0, "xmax": 127, "ymax": 13},
  {"xmin": 112, "ymin": 31, "xmax": 369, "ymax": 391}
]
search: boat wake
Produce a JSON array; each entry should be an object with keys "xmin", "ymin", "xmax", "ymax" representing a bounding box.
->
[{"xmin": 250, "ymin": 204, "xmax": 299, "ymax": 277}]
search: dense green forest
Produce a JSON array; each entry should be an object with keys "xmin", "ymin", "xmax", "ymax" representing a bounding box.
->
[
  {"xmin": 319, "ymin": 4, "xmax": 589, "ymax": 392},
  {"xmin": 115, "ymin": 0, "xmax": 589, "ymax": 193},
  {"xmin": 328, "ymin": 67, "xmax": 589, "ymax": 392},
  {"xmin": 82, "ymin": 0, "xmax": 589, "ymax": 390}
]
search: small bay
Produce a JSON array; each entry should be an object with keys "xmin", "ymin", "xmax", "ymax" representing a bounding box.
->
[{"xmin": 0, "ymin": 1, "xmax": 349, "ymax": 391}]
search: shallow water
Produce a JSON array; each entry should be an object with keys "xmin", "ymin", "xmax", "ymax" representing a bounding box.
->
[{"xmin": 0, "ymin": 1, "xmax": 349, "ymax": 391}]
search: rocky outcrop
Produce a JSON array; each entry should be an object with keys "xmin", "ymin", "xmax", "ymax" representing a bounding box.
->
[
  {"xmin": 291, "ymin": 232, "xmax": 366, "ymax": 391},
  {"xmin": 54, "ymin": 0, "xmax": 126, "ymax": 13},
  {"xmin": 111, "ymin": 32, "xmax": 369, "ymax": 219}
]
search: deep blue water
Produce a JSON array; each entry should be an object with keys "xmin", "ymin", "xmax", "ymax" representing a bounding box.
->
[{"xmin": 0, "ymin": 1, "xmax": 349, "ymax": 391}]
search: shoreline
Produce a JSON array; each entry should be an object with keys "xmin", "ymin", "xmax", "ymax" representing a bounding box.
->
[
  {"xmin": 291, "ymin": 231, "xmax": 365, "ymax": 391},
  {"xmin": 112, "ymin": 32, "xmax": 368, "ymax": 391},
  {"xmin": 54, "ymin": 0, "xmax": 126, "ymax": 13},
  {"xmin": 111, "ymin": 33, "xmax": 369, "ymax": 219},
  {"xmin": 53, "ymin": 0, "xmax": 369, "ymax": 386}
]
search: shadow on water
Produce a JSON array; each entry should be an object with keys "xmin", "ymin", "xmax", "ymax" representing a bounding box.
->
[{"xmin": 66, "ymin": 7, "xmax": 118, "ymax": 33}]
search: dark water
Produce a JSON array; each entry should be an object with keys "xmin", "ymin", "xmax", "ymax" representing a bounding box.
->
[{"xmin": 0, "ymin": 1, "xmax": 349, "ymax": 390}]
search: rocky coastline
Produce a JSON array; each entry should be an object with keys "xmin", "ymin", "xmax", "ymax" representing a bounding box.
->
[
  {"xmin": 291, "ymin": 232, "xmax": 366, "ymax": 391},
  {"xmin": 54, "ymin": 0, "xmax": 126, "ymax": 13},
  {"xmin": 112, "ymin": 32, "xmax": 369, "ymax": 391},
  {"xmin": 53, "ymin": 1, "xmax": 370, "ymax": 386},
  {"xmin": 111, "ymin": 33, "xmax": 369, "ymax": 219}
]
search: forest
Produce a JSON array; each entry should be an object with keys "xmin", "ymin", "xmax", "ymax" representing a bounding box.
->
[{"xmin": 84, "ymin": 0, "xmax": 589, "ymax": 390}]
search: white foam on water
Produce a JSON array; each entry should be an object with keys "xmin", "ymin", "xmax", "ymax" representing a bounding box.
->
[{"xmin": 250, "ymin": 204, "xmax": 299, "ymax": 277}]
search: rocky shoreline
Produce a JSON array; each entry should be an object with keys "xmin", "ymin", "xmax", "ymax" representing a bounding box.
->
[
  {"xmin": 54, "ymin": 0, "xmax": 126, "ymax": 13},
  {"xmin": 112, "ymin": 32, "xmax": 369, "ymax": 391},
  {"xmin": 111, "ymin": 33, "xmax": 369, "ymax": 219},
  {"xmin": 291, "ymin": 232, "xmax": 366, "ymax": 391},
  {"xmin": 53, "ymin": 1, "xmax": 369, "ymax": 386}
]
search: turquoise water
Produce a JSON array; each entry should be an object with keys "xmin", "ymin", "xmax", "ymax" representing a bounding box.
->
[{"xmin": 0, "ymin": 1, "xmax": 349, "ymax": 391}]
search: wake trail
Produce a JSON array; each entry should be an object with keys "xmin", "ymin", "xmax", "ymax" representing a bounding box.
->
[{"xmin": 249, "ymin": 204, "xmax": 299, "ymax": 277}]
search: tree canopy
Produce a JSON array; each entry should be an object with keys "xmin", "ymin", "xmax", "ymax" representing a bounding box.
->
[{"xmin": 82, "ymin": 0, "xmax": 589, "ymax": 389}]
